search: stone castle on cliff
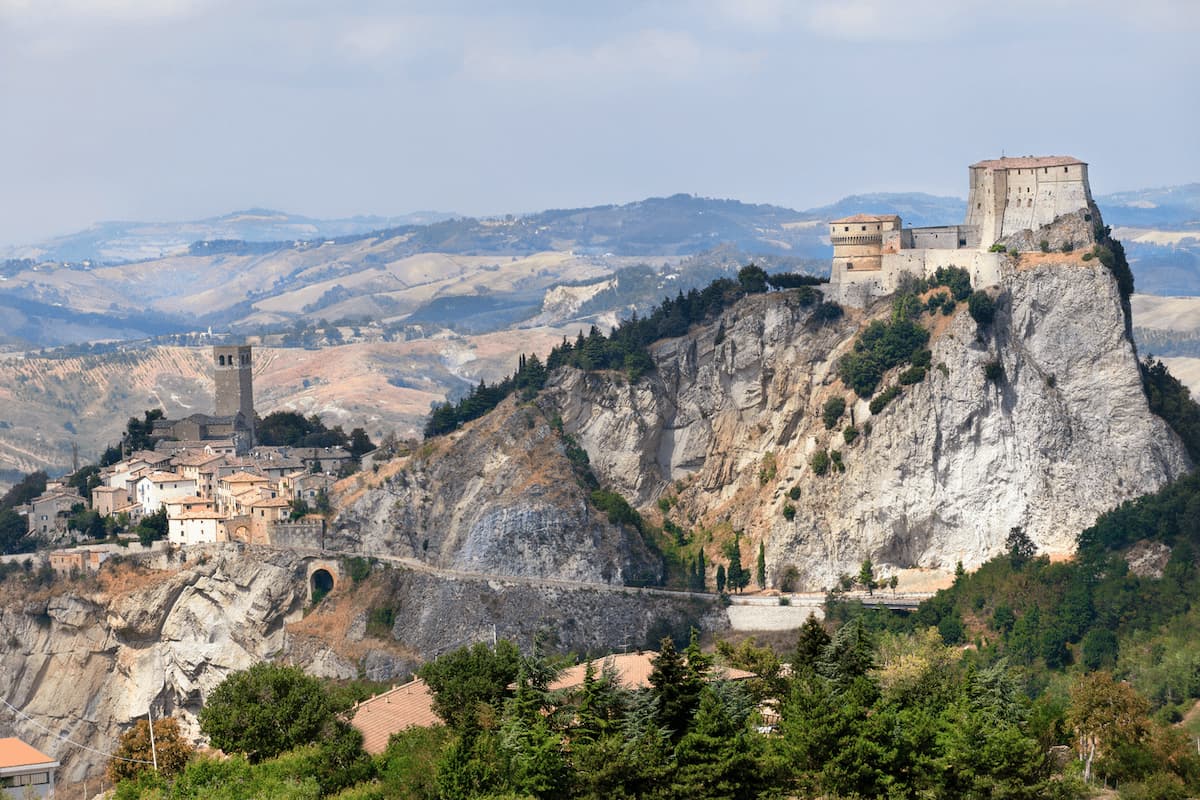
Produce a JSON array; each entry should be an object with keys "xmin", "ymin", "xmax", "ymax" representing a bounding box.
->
[{"xmin": 829, "ymin": 155, "xmax": 1098, "ymax": 306}]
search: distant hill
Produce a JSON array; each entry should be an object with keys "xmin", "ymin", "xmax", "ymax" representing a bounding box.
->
[
  {"xmin": 0, "ymin": 208, "xmax": 457, "ymax": 264},
  {"xmin": 2, "ymin": 185, "xmax": 1198, "ymax": 352}
]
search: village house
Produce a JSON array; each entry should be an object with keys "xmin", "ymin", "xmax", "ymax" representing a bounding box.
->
[
  {"xmin": 214, "ymin": 471, "xmax": 271, "ymax": 515},
  {"xmin": 0, "ymin": 737, "xmax": 59, "ymax": 799},
  {"xmin": 24, "ymin": 488, "xmax": 84, "ymax": 537},
  {"xmin": 167, "ymin": 507, "xmax": 227, "ymax": 545},
  {"xmin": 90, "ymin": 485, "xmax": 129, "ymax": 518},
  {"xmin": 48, "ymin": 547, "xmax": 110, "ymax": 575},
  {"xmin": 134, "ymin": 472, "xmax": 199, "ymax": 515}
]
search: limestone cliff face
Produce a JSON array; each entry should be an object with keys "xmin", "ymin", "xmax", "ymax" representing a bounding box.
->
[
  {"xmin": 333, "ymin": 400, "xmax": 664, "ymax": 586},
  {"xmin": 0, "ymin": 545, "xmax": 715, "ymax": 783},
  {"xmin": 542, "ymin": 261, "xmax": 1191, "ymax": 589},
  {"xmin": 0, "ymin": 550, "xmax": 309, "ymax": 783}
]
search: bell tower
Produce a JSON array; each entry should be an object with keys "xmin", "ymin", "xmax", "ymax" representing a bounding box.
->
[{"xmin": 213, "ymin": 344, "xmax": 255, "ymax": 443}]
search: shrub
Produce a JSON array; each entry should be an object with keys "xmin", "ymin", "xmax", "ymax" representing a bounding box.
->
[
  {"xmin": 869, "ymin": 385, "xmax": 902, "ymax": 414},
  {"xmin": 1082, "ymin": 251, "xmax": 1094, "ymax": 261},
  {"xmin": 984, "ymin": 360, "xmax": 1005, "ymax": 383},
  {"xmin": 782, "ymin": 504, "xmax": 796, "ymax": 521},
  {"xmin": 911, "ymin": 348, "xmax": 932, "ymax": 368},
  {"xmin": 778, "ymin": 564, "xmax": 800, "ymax": 592},
  {"xmin": 810, "ymin": 301, "xmax": 845, "ymax": 326},
  {"xmin": 810, "ymin": 450, "xmax": 830, "ymax": 476},
  {"xmin": 788, "ymin": 485, "xmax": 801, "ymax": 500},
  {"xmin": 988, "ymin": 243, "xmax": 1007, "ymax": 253},
  {"xmin": 1039, "ymin": 239, "xmax": 1050, "ymax": 253},
  {"xmin": 1061, "ymin": 241, "xmax": 1074, "ymax": 253},
  {"xmin": 968, "ymin": 290, "xmax": 996, "ymax": 326},
  {"xmin": 898, "ymin": 366, "xmax": 926, "ymax": 385},
  {"xmin": 759, "ymin": 452, "xmax": 777, "ymax": 485},
  {"xmin": 941, "ymin": 299, "xmax": 956, "ymax": 315},
  {"xmin": 843, "ymin": 426, "xmax": 859, "ymax": 445},
  {"xmin": 829, "ymin": 450, "xmax": 845, "ymax": 473},
  {"xmin": 930, "ymin": 266, "xmax": 973, "ymax": 300},
  {"xmin": 838, "ymin": 315, "xmax": 930, "ymax": 397},
  {"xmin": 822, "ymin": 397, "xmax": 846, "ymax": 429},
  {"xmin": 366, "ymin": 606, "xmax": 396, "ymax": 639}
]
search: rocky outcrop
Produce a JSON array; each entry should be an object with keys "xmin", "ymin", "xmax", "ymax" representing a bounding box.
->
[
  {"xmin": 1000, "ymin": 207, "xmax": 1100, "ymax": 254},
  {"xmin": 333, "ymin": 400, "xmax": 664, "ymax": 586},
  {"xmin": 0, "ymin": 545, "xmax": 718, "ymax": 783},
  {"xmin": 542, "ymin": 262, "xmax": 1191, "ymax": 589}
]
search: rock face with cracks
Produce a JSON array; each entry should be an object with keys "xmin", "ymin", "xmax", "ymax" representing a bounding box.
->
[
  {"xmin": 0, "ymin": 545, "xmax": 717, "ymax": 783},
  {"xmin": 542, "ymin": 260, "xmax": 1190, "ymax": 589}
]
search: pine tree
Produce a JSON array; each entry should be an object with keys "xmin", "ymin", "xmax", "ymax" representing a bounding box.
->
[{"xmin": 793, "ymin": 614, "xmax": 832, "ymax": 670}]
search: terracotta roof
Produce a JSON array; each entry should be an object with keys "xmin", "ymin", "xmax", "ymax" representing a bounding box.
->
[
  {"xmin": 250, "ymin": 496, "xmax": 291, "ymax": 508},
  {"xmin": 91, "ymin": 485, "xmax": 126, "ymax": 494},
  {"xmin": 548, "ymin": 652, "xmax": 755, "ymax": 692},
  {"xmin": 0, "ymin": 737, "xmax": 58, "ymax": 770},
  {"xmin": 829, "ymin": 213, "xmax": 901, "ymax": 224},
  {"xmin": 971, "ymin": 155, "xmax": 1084, "ymax": 170},
  {"xmin": 172, "ymin": 509, "xmax": 225, "ymax": 520},
  {"xmin": 350, "ymin": 679, "xmax": 440, "ymax": 754},
  {"xmin": 220, "ymin": 471, "xmax": 268, "ymax": 484},
  {"xmin": 144, "ymin": 471, "xmax": 192, "ymax": 484}
]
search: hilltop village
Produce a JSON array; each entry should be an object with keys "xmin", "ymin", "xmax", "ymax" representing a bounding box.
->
[{"xmin": 13, "ymin": 345, "xmax": 368, "ymax": 572}]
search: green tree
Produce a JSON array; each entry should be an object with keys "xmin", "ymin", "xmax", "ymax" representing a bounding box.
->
[
  {"xmin": 649, "ymin": 632, "xmax": 708, "ymax": 741},
  {"xmin": 716, "ymin": 563, "xmax": 727, "ymax": 594},
  {"xmin": 727, "ymin": 535, "xmax": 749, "ymax": 593},
  {"xmin": 755, "ymin": 541, "xmax": 766, "ymax": 589},
  {"xmin": 198, "ymin": 663, "xmax": 337, "ymax": 763},
  {"xmin": 418, "ymin": 641, "xmax": 521, "ymax": 733},
  {"xmin": 1006, "ymin": 525, "xmax": 1037, "ymax": 569},
  {"xmin": 858, "ymin": 558, "xmax": 876, "ymax": 594},
  {"xmin": 793, "ymin": 614, "xmax": 831, "ymax": 670}
]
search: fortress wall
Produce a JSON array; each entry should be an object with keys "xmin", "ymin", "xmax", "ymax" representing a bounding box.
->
[{"xmin": 834, "ymin": 250, "xmax": 1004, "ymax": 307}]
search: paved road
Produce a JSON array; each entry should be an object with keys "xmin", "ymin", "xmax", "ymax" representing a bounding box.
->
[{"xmin": 287, "ymin": 544, "xmax": 935, "ymax": 610}]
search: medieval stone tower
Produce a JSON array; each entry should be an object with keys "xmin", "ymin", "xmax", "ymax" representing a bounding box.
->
[{"xmin": 213, "ymin": 344, "xmax": 255, "ymax": 442}]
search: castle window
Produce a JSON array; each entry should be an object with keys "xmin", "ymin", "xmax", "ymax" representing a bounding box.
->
[
  {"xmin": 218, "ymin": 355, "xmax": 225, "ymax": 366},
  {"xmin": 861, "ymin": 226, "xmax": 866, "ymax": 231},
  {"xmin": 844, "ymin": 226, "xmax": 849, "ymax": 232},
  {"xmin": 1064, "ymin": 166, "xmax": 1069, "ymax": 172}
]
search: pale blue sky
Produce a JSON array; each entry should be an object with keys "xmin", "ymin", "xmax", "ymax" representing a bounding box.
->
[{"xmin": 1, "ymin": 0, "xmax": 1197, "ymax": 246}]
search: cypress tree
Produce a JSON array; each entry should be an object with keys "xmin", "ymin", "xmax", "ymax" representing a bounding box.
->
[
  {"xmin": 756, "ymin": 541, "xmax": 766, "ymax": 589},
  {"xmin": 716, "ymin": 564, "xmax": 727, "ymax": 594}
]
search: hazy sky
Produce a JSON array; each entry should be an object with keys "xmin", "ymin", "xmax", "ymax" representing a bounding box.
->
[{"xmin": 1, "ymin": 0, "xmax": 1197, "ymax": 246}]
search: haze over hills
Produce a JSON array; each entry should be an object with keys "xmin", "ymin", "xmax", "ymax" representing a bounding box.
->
[
  {"xmin": 0, "ymin": 208, "xmax": 457, "ymax": 264},
  {"xmin": 1, "ymin": 185, "xmax": 1197, "ymax": 351}
]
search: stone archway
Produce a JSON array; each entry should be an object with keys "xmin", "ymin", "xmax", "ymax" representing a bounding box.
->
[{"xmin": 305, "ymin": 559, "xmax": 341, "ymax": 604}]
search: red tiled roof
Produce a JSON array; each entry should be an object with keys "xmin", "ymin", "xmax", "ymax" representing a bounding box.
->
[
  {"xmin": 548, "ymin": 652, "xmax": 755, "ymax": 692},
  {"xmin": 0, "ymin": 737, "xmax": 58, "ymax": 770},
  {"xmin": 829, "ymin": 213, "xmax": 901, "ymax": 224},
  {"xmin": 971, "ymin": 155, "xmax": 1084, "ymax": 170},
  {"xmin": 350, "ymin": 679, "xmax": 440, "ymax": 754}
]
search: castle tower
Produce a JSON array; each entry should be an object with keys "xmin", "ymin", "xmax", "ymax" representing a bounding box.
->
[
  {"xmin": 213, "ymin": 345, "xmax": 255, "ymax": 443},
  {"xmin": 965, "ymin": 156, "xmax": 1093, "ymax": 248}
]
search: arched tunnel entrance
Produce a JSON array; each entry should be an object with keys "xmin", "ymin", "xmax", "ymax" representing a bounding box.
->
[{"xmin": 310, "ymin": 568, "xmax": 335, "ymax": 604}]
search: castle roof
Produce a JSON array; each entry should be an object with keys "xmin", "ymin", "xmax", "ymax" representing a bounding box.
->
[
  {"xmin": 971, "ymin": 155, "xmax": 1084, "ymax": 170},
  {"xmin": 830, "ymin": 213, "xmax": 901, "ymax": 224}
]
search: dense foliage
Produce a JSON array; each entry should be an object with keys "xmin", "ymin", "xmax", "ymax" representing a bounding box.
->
[{"xmin": 257, "ymin": 411, "xmax": 375, "ymax": 456}]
